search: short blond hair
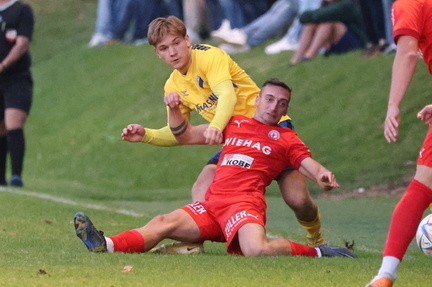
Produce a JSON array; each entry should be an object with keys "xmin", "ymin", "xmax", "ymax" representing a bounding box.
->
[{"xmin": 148, "ymin": 16, "xmax": 187, "ymax": 46}]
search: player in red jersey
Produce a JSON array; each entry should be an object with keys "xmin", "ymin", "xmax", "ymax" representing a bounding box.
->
[
  {"xmin": 367, "ymin": 0, "xmax": 432, "ymax": 286},
  {"xmin": 121, "ymin": 16, "xmax": 326, "ymax": 252},
  {"xmin": 74, "ymin": 78, "xmax": 356, "ymax": 258}
]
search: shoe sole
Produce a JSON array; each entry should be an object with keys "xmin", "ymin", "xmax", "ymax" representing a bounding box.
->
[
  {"xmin": 318, "ymin": 245, "xmax": 357, "ymax": 258},
  {"xmin": 74, "ymin": 212, "xmax": 106, "ymax": 252},
  {"xmin": 74, "ymin": 212, "xmax": 92, "ymax": 249},
  {"xmin": 332, "ymin": 250, "xmax": 357, "ymax": 258}
]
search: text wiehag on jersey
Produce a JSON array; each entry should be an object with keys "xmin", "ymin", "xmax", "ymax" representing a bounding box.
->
[{"xmin": 224, "ymin": 137, "xmax": 272, "ymax": 155}]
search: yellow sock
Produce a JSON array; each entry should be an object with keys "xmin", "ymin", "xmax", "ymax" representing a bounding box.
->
[{"xmin": 297, "ymin": 209, "xmax": 326, "ymax": 247}]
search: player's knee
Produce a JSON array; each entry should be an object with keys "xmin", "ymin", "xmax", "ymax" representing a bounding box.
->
[
  {"xmin": 150, "ymin": 214, "xmax": 178, "ymax": 235},
  {"xmin": 292, "ymin": 198, "xmax": 316, "ymax": 211},
  {"xmin": 241, "ymin": 244, "xmax": 268, "ymax": 257}
]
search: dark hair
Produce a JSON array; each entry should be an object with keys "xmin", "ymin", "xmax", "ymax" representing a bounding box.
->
[{"xmin": 262, "ymin": 78, "xmax": 292, "ymax": 94}]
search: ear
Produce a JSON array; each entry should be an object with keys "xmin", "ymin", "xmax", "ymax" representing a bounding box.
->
[
  {"xmin": 185, "ymin": 34, "xmax": 191, "ymax": 48},
  {"xmin": 255, "ymin": 95, "xmax": 260, "ymax": 106}
]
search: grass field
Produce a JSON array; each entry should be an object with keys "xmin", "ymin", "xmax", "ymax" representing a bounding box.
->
[
  {"xmin": 1, "ymin": 187, "xmax": 431, "ymax": 286},
  {"xmin": 1, "ymin": 0, "xmax": 432, "ymax": 286}
]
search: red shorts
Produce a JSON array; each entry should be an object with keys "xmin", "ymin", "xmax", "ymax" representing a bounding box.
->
[
  {"xmin": 417, "ymin": 125, "xmax": 432, "ymax": 167},
  {"xmin": 181, "ymin": 195, "xmax": 266, "ymax": 255}
]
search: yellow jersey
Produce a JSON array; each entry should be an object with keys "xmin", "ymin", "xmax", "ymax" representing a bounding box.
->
[{"xmin": 143, "ymin": 44, "xmax": 289, "ymax": 146}]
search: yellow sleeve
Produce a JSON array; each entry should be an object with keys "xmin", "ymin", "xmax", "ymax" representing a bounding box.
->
[
  {"xmin": 142, "ymin": 125, "xmax": 179, "ymax": 147},
  {"xmin": 141, "ymin": 105, "xmax": 192, "ymax": 147},
  {"xmin": 208, "ymin": 79, "xmax": 237, "ymax": 131}
]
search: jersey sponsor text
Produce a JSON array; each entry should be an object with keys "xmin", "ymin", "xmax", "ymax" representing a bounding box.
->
[
  {"xmin": 194, "ymin": 93, "xmax": 218, "ymax": 113},
  {"xmin": 188, "ymin": 202, "xmax": 207, "ymax": 215},
  {"xmin": 221, "ymin": 154, "xmax": 254, "ymax": 168},
  {"xmin": 224, "ymin": 137, "xmax": 272, "ymax": 155},
  {"xmin": 225, "ymin": 210, "xmax": 248, "ymax": 237}
]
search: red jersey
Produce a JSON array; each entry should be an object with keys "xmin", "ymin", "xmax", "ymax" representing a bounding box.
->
[
  {"xmin": 392, "ymin": 0, "xmax": 432, "ymax": 74},
  {"xmin": 206, "ymin": 115, "xmax": 312, "ymax": 201},
  {"xmin": 183, "ymin": 115, "xmax": 312, "ymax": 254}
]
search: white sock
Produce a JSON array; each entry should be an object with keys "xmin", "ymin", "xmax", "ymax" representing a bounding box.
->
[
  {"xmin": 105, "ymin": 237, "xmax": 114, "ymax": 253},
  {"xmin": 377, "ymin": 256, "xmax": 400, "ymax": 281},
  {"xmin": 315, "ymin": 247, "xmax": 322, "ymax": 258}
]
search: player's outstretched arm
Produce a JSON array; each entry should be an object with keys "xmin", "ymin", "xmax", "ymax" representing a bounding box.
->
[
  {"xmin": 121, "ymin": 124, "xmax": 145, "ymax": 142},
  {"xmin": 165, "ymin": 93, "xmax": 208, "ymax": 145},
  {"xmin": 298, "ymin": 157, "xmax": 339, "ymax": 191}
]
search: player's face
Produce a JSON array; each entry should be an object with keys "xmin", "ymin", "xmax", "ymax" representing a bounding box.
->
[
  {"xmin": 254, "ymin": 85, "xmax": 290, "ymax": 126},
  {"xmin": 154, "ymin": 34, "xmax": 192, "ymax": 74}
]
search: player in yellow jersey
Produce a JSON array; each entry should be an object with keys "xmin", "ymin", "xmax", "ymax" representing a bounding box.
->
[{"xmin": 121, "ymin": 16, "xmax": 325, "ymax": 252}]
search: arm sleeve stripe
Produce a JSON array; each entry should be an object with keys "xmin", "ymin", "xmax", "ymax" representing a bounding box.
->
[{"xmin": 170, "ymin": 120, "xmax": 188, "ymax": 136}]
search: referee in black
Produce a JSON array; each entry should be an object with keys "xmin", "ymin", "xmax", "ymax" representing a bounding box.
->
[{"xmin": 0, "ymin": 0, "xmax": 34, "ymax": 187}]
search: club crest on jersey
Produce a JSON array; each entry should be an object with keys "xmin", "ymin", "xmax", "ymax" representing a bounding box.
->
[
  {"xmin": 268, "ymin": 130, "xmax": 280, "ymax": 140},
  {"xmin": 221, "ymin": 154, "xmax": 254, "ymax": 168},
  {"xmin": 5, "ymin": 29, "xmax": 17, "ymax": 42}
]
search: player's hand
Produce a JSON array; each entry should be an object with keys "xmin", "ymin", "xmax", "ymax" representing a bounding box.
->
[
  {"xmin": 417, "ymin": 105, "xmax": 432, "ymax": 125},
  {"xmin": 384, "ymin": 105, "xmax": 401, "ymax": 143},
  {"xmin": 164, "ymin": 92, "xmax": 183, "ymax": 109},
  {"xmin": 204, "ymin": 127, "xmax": 223, "ymax": 145},
  {"xmin": 318, "ymin": 171, "xmax": 339, "ymax": 191},
  {"xmin": 121, "ymin": 124, "xmax": 145, "ymax": 142}
]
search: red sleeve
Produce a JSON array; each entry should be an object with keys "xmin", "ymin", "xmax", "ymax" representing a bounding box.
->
[
  {"xmin": 392, "ymin": 0, "xmax": 422, "ymax": 44},
  {"xmin": 285, "ymin": 133, "xmax": 312, "ymax": 170}
]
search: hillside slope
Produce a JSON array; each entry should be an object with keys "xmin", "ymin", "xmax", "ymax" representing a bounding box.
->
[{"xmin": 26, "ymin": 0, "xmax": 432, "ymax": 201}]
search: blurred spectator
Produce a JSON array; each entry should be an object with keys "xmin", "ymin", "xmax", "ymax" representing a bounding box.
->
[
  {"xmin": 183, "ymin": 0, "xmax": 274, "ymax": 44},
  {"xmin": 381, "ymin": 0, "xmax": 396, "ymax": 54},
  {"xmin": 164, "ymin": 0, "xmax": 184, "ymax": 19},
  {"xmin": 289, "ymin": 0, "xmax": 367, "ymax": 65},
  {"xmin": 182, "ymin": 0, "xmax": 210, "ymax": 43},
  {"xmin": 89, "ymin": 0, "xmax": 275, "ymax": 48},
  {"xmin": 214, "ymin": 0, "xmax": 275, "ymax": 29},
  {"xmin": 108, "ymin": 0, "xmax": 164, "ymax": 45},
  {"xmin": 89, "ymin": 0, "xmax": 183, "ymax": 47},
  {"xmin": 265, "ymin": 0, "xmax": 321, "ymax": 55},
  {"xmin": 211, "ymin": 0, "xmax": 299, "ymax": 54},
  {"xmin": 88, "ymin": 0, "xmax": 126, "ymax": 47},
  {"xmin": 358, "ymin": 0, "xmax": 389, "ymax": 57}
]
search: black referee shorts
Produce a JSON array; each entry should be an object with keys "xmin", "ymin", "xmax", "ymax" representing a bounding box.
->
[{"xmin": 0, "ymin": 71, "xmax": 33, "ymax": 119}]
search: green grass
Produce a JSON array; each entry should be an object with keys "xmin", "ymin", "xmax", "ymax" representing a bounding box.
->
[
  {"xmin": 1, "ymin": 189, "xmax": 431, "ymax": 286},
  {"xmin": 2, "ymin": 0, "xmax": 432, "ymax": 286}
]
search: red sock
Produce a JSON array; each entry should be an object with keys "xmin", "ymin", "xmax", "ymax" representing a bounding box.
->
[
  {"xmin": 108, "ymin": 230, "xmax": 145, "ymax": 253},
  {"xmin": 383, "ymin": 179, "xmax": 432, "ymax": 260},
  {"xmin": 289, "ymin": 240, "xmax": 318, "ymax": 257}
]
